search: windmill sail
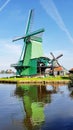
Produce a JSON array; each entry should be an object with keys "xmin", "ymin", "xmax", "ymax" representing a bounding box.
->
[{"xmin": 25, "ymin": 9, "xmax": 34, "ymax": 34}]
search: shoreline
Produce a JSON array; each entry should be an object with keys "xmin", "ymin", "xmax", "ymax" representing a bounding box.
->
[{"xmin": 0, "ymin": 77, "xmax": 70, "ymax": 85}]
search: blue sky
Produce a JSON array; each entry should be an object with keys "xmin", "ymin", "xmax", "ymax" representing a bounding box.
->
[{"xmin": 0, "ymin": 0, "xmax": 73, "ymax": 71}]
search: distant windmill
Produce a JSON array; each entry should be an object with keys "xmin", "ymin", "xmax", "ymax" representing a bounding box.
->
[
  {"xmin": 11, "ymin": 9, "xmax": 45, "ymax": 76},
  {"xmin": 50, "ymin": 52, "xmax": 63, "ymax": 66},
  {"xmin": 50, "ymin": 52, "xmax": 63, "ymax": 75}
]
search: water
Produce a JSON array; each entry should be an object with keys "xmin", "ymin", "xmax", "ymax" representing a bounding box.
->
[
  {"xmin": 0, "ymin": 73, "xmax": 15, "ymax": 78},
  {"xmin": 0, "ymin": 83, "xmax": 73, "ymax": 130}
]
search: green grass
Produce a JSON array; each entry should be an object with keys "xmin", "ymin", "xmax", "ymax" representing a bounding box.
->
[{"xmin": 0, "ymin": 75, "xmax": 69, "ymax": 82}]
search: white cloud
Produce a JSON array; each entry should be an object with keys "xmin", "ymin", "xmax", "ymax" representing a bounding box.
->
[
  {"xmin": 0, "ymin": 0, "xmax": 11, "ymax": 12},
  {"xmin": 5, "ymin": 43, "xmax": 22, "ymax": 55},
  {"xmin": 0, "ymin": 39, "xmax": 22, "ymax": 55},
  {"xmin": 40, "ymin": 0, "xmax": 73, "ymax": 44},
  {"xmin": 0, "ymin": 39, "xmax": 22, "ymax": 70}
]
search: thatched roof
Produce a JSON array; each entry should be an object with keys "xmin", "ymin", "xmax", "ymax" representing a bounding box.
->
[{"xmin": 54, "ymin": 66, "xmax": 63, "ymax": 71}]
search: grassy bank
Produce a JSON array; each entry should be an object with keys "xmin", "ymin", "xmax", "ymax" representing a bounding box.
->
[{"xmin": 0, "ymin": 75, "xmax": 70, "ymax": 84}]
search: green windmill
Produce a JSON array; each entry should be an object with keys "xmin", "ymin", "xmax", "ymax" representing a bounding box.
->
[{"xmin": 11, "ymin": 9, "xmax": 46, "ymax": 76}]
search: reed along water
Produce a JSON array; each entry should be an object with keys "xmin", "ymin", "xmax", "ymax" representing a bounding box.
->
[{"xmin": 0, "ymin": 83, "xmax": 73, "ymax": 130}]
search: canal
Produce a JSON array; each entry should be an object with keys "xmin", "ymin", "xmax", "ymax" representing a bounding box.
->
[{"xmin": 0, "ymin": 83, "xmax": 73, "ymax": 130}]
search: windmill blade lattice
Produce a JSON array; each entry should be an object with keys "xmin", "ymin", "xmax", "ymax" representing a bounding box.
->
[
  {"xmin": 56, "ymin": 54, "xmax": 63, "ymax": 60},
  {"xmin": 50, "ymin": 52, "xmax": 63, "ymax": 67},
  {"xmin": 25, "ymin": 9, "xmax": 34, "ymax": 35}
]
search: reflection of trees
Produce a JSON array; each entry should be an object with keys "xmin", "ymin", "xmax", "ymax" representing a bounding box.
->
[
  {"xmin": 68, "ymin": 84, "xmax": 73, "ymax": 98},
  {"xmin": 70, "ymin": 91, "xmax": 73, "ymax": 98},
  {"xmin": 14, "ymin": 84, "xmax": 60, "ymax": 130}
]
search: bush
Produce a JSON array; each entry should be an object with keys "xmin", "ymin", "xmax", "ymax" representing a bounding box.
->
[{"xmin": 69, "ymin": 74, "xmax": 73, "ymax": 87}]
